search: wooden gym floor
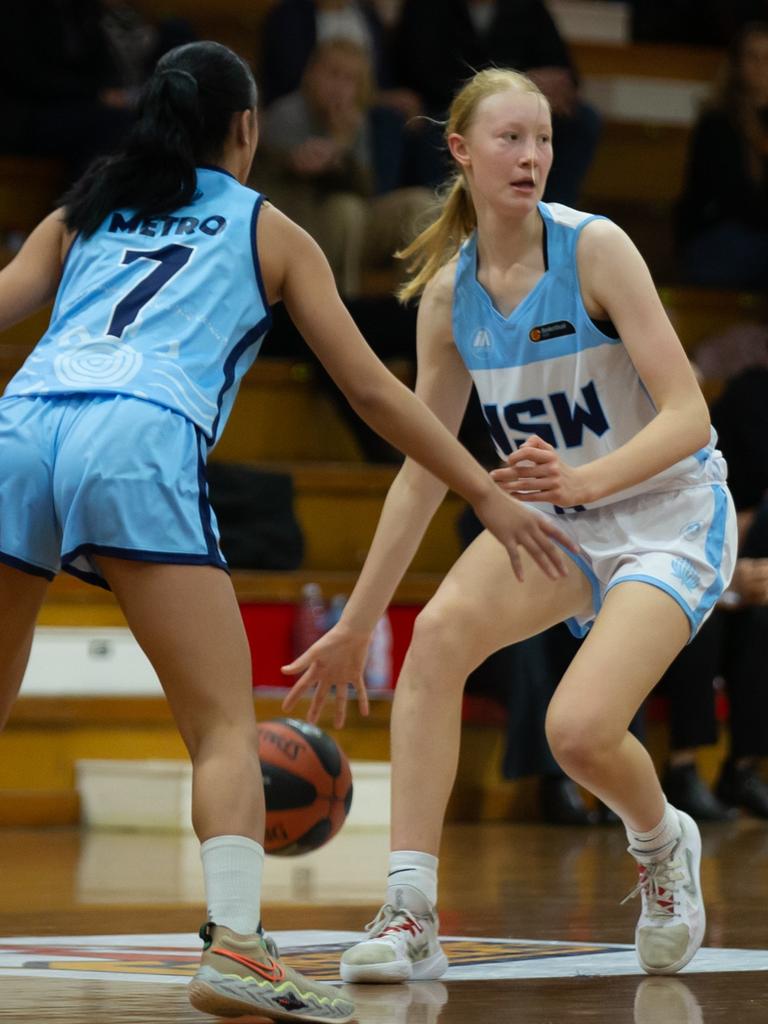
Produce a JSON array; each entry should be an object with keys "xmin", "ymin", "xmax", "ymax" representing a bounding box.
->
[{"xmin": 0, "ymin": 819, "xmax": 766, "ymax": 1022}]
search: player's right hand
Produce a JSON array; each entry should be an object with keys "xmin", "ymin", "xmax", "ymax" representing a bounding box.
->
[
  {"xmin": 473, "ymin": 481, "xmax": 578, "ymax": 582},
  {"xmin": 281, "ymin": 621, "xmax": 372, "ymax": 729}
]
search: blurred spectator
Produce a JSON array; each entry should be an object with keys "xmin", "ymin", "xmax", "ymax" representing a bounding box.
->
[
  {"xmin": 255, "ymin": 37, "xmax": 433, "ymax": 297},
  {"xmin": 100, "ymin": 1, "xmax": 195, "ymax": 96},
  {"xmin": 0, "ymin": 1, "xmax": 194, "ymax": 180},
  {"xmin": 259, "ymin": 0, "xmax": 421, "ymax": 120},
  {"xmin": 676, "ymin": 22, "xmax": 768, "ymax": 289},
  {"xmin": 0, "ymin": 2, "xmax": 134, "ymax": 175},
  {"xmin": 659, "ymin": 367, "xmax": 768, "ymax": 820},
  {"xmin": 390, "ymin": 0, "xmax": 601, "ymax": 203},
  {"xmin": 631, "ymin": 1, "xmax": 768, "ymax": 45}
]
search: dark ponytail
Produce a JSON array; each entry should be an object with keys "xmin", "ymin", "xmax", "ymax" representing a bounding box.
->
[{"xmin": 63, "ymin": 41, "xmax": 257, "ymax": 237}]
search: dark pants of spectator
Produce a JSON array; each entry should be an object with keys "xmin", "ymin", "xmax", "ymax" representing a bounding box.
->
[
  {"xmin": 262, "ymin": 298, "xmax": 419, "ymax": 462},
  {"xmin": 680, "ymin": 221, "xmax": 768, "ymax": 290},
  {"xmin": 660, "ymin": 502, "xmax": 768, "ymax": 759},
  {"xmin": 659, "ymin": 606, "xmax": 768, "ymax": 759}
]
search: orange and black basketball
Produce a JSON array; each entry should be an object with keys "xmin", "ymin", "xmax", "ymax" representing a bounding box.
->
[{"xmin": 257, "ymin": 717, "xmax": 353, "ymax": 856}]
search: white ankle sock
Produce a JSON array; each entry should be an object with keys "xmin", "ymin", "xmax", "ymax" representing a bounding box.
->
[
  {"xmin": 386, "ymin": 850, "xmax": 438, "ymax": 912},
  {"xmin": 201, "ymin": 835, "xmax": 265, "ymax": 935},
  {"xmin": 625, "ymin": 802, "xmax": 682, "ymax": 864}
]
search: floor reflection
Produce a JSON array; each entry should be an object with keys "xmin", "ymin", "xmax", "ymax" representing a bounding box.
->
[
  {"xmin": 342, "ymin": 982, "xmax": 448, "ymax": 1024},
  {"xmin": 634, "ymin": 978, "xmax": 704, "ymax": 1024}
]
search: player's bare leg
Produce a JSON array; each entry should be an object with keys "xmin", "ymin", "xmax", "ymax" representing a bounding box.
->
[
  {"xmin": 341, "ymin": 529, "xmax": 592, "ymax": 983},
  {"xmin": 546, "ymin": 582, "xmax": 704, "ymax": 976},
  {"xmin": 0, "ymin": 564, "xmax": 49, "ymax": 729},
  {"xmin": 96, "ymin": 556, "xmax": 355, "ymax": 1022},
  {"xmin": 390, "ymin": 529, "xmax": 592, "ymax": 854}
]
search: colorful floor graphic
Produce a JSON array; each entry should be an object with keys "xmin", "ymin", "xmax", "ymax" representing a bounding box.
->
[{"xmin": 0, "ymin": 932, "xmax": 766, "ymax": 984}]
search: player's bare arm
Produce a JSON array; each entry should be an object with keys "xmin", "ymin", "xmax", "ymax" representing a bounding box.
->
[{"xmin": 0, "ymin": 210, "xmax": 72, "ymax": 332}]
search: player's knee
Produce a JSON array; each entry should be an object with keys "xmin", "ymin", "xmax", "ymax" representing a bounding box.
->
[
  {"xmin": 409, "ymin": 603, "xmax": 475, "ymax": 672},
  {"xmin": 188, "ymin": 717, "xmax": 259, "ymax": 766},
  {"xmin": 545, "ymin": 707, "xmax": 613, "ymax": 778}
]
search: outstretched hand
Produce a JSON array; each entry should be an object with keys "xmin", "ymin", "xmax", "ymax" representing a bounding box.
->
[
  {"xmin": 281, "ymin": 621, "xmax": 372, "ymax": 728},
  {"xmin": 490, "ymin": 435, "xmax": 588, "ymax": 510}
]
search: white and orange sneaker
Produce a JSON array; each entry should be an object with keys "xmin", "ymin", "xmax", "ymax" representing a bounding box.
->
[
  {"xmin": 624, "ymin": 810, "xmax": 706, "ymax": 974},
  {"xmin": 340, "ymin": 904, "xmax": 448, "ymax": 983},
  {"xmin": 189, "ymin": 922, "xmax": 355, "ymax": 1021}
]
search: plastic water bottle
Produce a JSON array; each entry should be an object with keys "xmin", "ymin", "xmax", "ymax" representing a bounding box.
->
[
  {"xmin": 325, "ymin": 593, "xmax": 348, "ymax": 631},
  {"xmin": 291, "ymin": 582, "xmax": 326, "ymax": 660},
  {"xmin": 365, "ymin": 612, "xmax": 393, "ymax": 690}
]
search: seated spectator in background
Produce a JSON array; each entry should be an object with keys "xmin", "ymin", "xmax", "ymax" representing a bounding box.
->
[
  {"xmin": 0, "ymin": 2, "xmax": 134, "ymax": 177},
  {"xmin": 259, "ymin": 0, "xmax": 421, "ymax": 120},
  {"xmin": 256, "ymin": 37, "xmax": 433, "ymax": 297},
  {"xmin": 676, "ymin": 21, "xmax": 768, "ymax": 289},
  {"xmin": 0, "ymin": 1, "xmax": 194, "ymax": 182},
  {"xmin": 659, "ymin": 366, "xmax": 768, "ymax": 820},
  {"xmin": 101, "ymin": 0, "xmax": 195, "ymax": 98},
  {"xmin": 391, "ymin": 0, "xmax": 601, "ymax": 203}
]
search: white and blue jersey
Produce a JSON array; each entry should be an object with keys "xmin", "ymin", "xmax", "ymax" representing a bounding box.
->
[
  {"xmin": 453, "ymin": 202, "xmax": 727, "ymax": 512},
  {"xmin": 453, "ymin": 202, "xmax": 737, "ymax": 638},
  {"xmin": 6, "ymin": 166, "xmax": 271, "ymax": 446}
]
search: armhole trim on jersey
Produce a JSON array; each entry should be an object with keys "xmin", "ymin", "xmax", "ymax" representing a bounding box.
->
[
  {"xmin": 250, "ymin": 193, "xmax": 272, "ymax": 317},
  {"xmin": 208, "ymin": 312, "xmax": 271, "ymax": 447},
  {"xmin": 572, "ymin": 215, "xmax": 621, "ymax": 344}
]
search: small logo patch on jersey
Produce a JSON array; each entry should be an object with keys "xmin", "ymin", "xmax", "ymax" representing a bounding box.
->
[
  {"xmin": 529, "ymin": 321, "xmax": 576, "ymax": 342},
  {"xmin": 472, "ymin": 328, "xmax": 493, "ymax": 350}
]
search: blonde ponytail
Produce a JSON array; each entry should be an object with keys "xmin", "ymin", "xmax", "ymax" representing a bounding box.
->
[
  {"xmin": 396, "ymin": 67, "xmax": 548, "ymax": 304},
  {"xmin": 396, "ymin": 174, "xmax": 476, "ymax": 303}
]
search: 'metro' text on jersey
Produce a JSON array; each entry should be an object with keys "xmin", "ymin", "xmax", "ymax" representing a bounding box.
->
[{"xmin": 108, "ymin": 212, "xmax": 227, "ymax": 237}]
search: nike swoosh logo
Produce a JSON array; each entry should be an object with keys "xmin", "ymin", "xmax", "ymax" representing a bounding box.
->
[{"xmin": 212, "ymin": 946, "xmax": 286, "ymax": 983}]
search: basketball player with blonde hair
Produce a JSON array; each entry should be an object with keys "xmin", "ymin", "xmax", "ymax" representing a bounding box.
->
[{"xmin": 284, "ymin": 67, "xmax": 737, "ymax": 980}]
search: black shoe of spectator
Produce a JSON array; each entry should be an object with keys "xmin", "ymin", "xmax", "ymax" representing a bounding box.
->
[
  {"xmin": 662, "ymin": 763, "xmax": 738, "ymax": 822},
  {"xmin": 716, "ymin": 761, "xmax": 768, "ymax": 819},
  {"xmin": 540, "ymin": 776, "xmax": 598, "ymax": 826}
]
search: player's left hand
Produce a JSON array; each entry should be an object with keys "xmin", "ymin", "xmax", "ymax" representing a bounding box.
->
[
  {"xmin": 280, "ymin": 621, "xmax": 372, "ymax": 729},
  {"xmin": 490, "ymin": 435, "xmax": 588, "ymax": 508}
]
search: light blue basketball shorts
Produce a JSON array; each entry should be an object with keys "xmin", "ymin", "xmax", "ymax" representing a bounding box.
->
[
  {"xmin": 0, "ymin": 393, "xmax": 226, "ymax": 588},
  {"xmin": 541, "ymin": 483, "xmax": 738, "ymax": 641}
]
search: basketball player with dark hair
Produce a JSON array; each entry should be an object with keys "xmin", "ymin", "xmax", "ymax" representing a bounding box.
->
[{"xmin": 0, "ymin": 43, "xmax": 573, "ymax": 1021}]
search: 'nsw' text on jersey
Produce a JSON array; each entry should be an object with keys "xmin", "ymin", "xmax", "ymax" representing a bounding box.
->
[{"xmin": 483, "ymin": 381, "xmax": 609, "ymax": 452}]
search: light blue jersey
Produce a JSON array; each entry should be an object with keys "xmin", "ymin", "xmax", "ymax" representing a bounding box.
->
[
  {"xmin": 5, "ymin": 167, "xmax": 271, "ymax": 446},
  {"xmin": 453, "ymin": 202, "xmax": 727, "ymax": 511}
]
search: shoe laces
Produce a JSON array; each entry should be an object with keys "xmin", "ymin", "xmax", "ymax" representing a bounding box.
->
[
  {"xmin": 621, "ymin": 857, "xmax": 686, "ymax": 917},
  {"xmin": 365, "ymin": 903, "xmax": 425, "ymax": 939}
]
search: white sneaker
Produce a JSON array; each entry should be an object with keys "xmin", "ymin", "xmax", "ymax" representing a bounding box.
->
[
  {"xmin": 623, "ymin": 809, "xmax": 706, "ymax": 974},
  {"xmin": 340, "ymin": 904, "xmax": 448, "ymax": 983}
]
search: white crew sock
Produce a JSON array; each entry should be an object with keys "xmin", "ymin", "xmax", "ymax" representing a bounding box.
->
[
  {"xmin": 200, "ymin": 835, "xmax": 265, "ymax": 935},
  {"xmin": 625, "ymin": 802, "xmax": 682, "ymax": 864},
  {"xmin": 386, "ymin": 850, "xmax": 438, "ymax": 913}
]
